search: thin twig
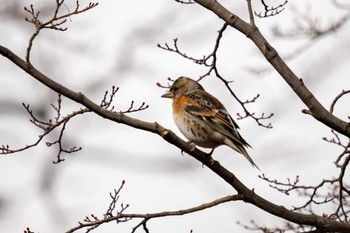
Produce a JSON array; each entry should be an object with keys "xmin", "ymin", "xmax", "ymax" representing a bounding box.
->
[
  {"xmin": 67, "ymin": 194, "xmax": 242, "ymax": 233},
  {"xmin": 246, "ymin": 0, "xmax": 255, "ymax": 25},
  {"xmin": 24, "ymin": 0, "xmax": 98, "ymax": 63},
  {"xmin": 330, "ymin": 89, "xmax": 350, "ymax": 114},
  {"xmin": 158, "ymin": 23, "xmax": 273, "ymax": 128},
  {"xmin": 0, "ymin": 95, "xmax": 89, "ymax": 163},
  {"xmin": 254, "ymin": 0, "xmax": 288, "ymax": 18}
]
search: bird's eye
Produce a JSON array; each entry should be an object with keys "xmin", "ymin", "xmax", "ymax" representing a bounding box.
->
[{"xmin": 171, "ymin": 86, "xmax": 179, "ymax": 92}]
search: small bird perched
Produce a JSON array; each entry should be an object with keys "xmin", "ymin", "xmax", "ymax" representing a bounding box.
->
[{"xmin": 161, "ymin": 76, "xmax": 259, "ymax": 169}]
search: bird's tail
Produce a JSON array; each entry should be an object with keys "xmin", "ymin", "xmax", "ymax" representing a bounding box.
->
[{"xmin": 223, "ymin": 138, "xmax": 260, "ymax": 170}]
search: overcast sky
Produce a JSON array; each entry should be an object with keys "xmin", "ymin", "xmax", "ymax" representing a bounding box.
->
[{"xmin": 0, "ymin": 0, "xmax": 349, "ymax": 232}]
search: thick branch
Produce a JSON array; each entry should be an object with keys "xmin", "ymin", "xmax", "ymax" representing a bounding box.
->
[
  {"xmin": 1, "ymin": 44, "xmax": 350, "ymax": 232},
  {"xmin": 193, "ymin": 0, "xmax": 350, "ymax": 138}
]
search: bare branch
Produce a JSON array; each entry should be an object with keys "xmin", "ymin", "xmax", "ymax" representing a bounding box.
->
[
  {"xmin": 193, "ymin": 0, "xmax": 350, "ymax": 138},
  {"xmin": 0, "ymin": 85, "xmax": 148, "ymax": 163},
  {"xmin": 158, "ymin": 23, "xmax": 228, "ymax": 77},
  {"xmin": 158, "ymin": 23, "xmax": 274, "ymax": 128},
  {"xmin": 323, "ymin": 130, "xmax": 348, "ymax": 150},
  {"xmin": 24, "ymin": 228, "xmax": 36, "ymax": 233},
  {"xmin": 254, "ymin": 0, "xmax": 288, "ymax": 18},
  {"xmin": 158, "ymin": 38, "xmax": 212, "ymax": 66},
  {"xmin": 258, "ymin": 174, "xmax": 300, "ymax": 196},
  {"xmin": 258, "ymin": 6, "xmax": 350, "ymax": 65},
  {"xmin": 1, "ymin": 0, "xmax": 350, "ymax": 231},
  {"xmin": 74, "ymin": 181, "xmax": 131, "ymax": 232},
  {"xmin": 259, "ymin": 173, "xmax": 339, "ymax": 213},
  {"xmin": 246, "ymin": 0, "xmax": 255, "ymax": 25},
  {"xmin": 100, "ymin": 85, "xmax": 120, "ymax": 111},
  {"xmin": 174, "ymin": 0, "xmax": 195, "ymax": 4},
  {"xmin": 330, "ymin": 89, "xmax": 350, "ymax": 114},
  {"xmin": 1, "ymin": 43, "xmax": 350, "ymax": 232},
  {"xmin": 237, "ymin": 218, "xmax": 320, "ymax": 233},
  {"xmin": 46, "ymin": 119, "xmax": 82, "ymax": 164},
  {"xmin": 156, "ymin": 77, "xmax": 174, "ymax": 89},
  {"xmin": 259, "ymin": 144, "xmax": 350, "ymax": 222},
  {"xmin": 99, "ymin": 85, "xmax": 149, "ymax": 114},
  {"xmin": 0, "ymin": 94, "xmax": 88, "ymax": 163},
  {"xmin": 105, "ymin": 180, "xmax": 127, "ymax": 218},
  {"xmin": 121, "ymin": 101, "xmax": 149, "ymax": 114},
  {"xmin": 273, "ymin": 6, "xmax": 350, "ymax": 39},
  {"xmin": 67, "ymin": 191, "xmax": 242, "ymax": 233},
  {"xmin": 24, "ymin": 0, "xmax": 98, "ymax": 63}
]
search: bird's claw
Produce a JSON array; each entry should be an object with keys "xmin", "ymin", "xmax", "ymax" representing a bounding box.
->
[
  {"xmin": 209, "ymin": 157, "xmax": 215, "ymax": 165},
  {"xmin": 181, "ymin": 141, "xmax": 196, "ymax": 156},
  {"xmin": 189, "ymin": 141, "xmax": 196, "ymax": 151},
  {"xmin": 202, "ymin": 158, "xmax": 215, "ymax": 168}
]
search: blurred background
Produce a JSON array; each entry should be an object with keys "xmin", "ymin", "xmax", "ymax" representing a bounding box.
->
[{"xmin": 0, "ymin": 0, "xmax": 349, "ymax": 232}]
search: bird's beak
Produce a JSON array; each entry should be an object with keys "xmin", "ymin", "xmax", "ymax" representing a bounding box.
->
[{"xmin": 161, "ymin": 91, "xmax": 173, "ymax": 98}]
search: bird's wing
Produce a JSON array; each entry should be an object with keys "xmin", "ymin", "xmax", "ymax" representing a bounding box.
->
[{"xmin": 184, "ymin": 91, "xmax": 250, "ymax": 147}]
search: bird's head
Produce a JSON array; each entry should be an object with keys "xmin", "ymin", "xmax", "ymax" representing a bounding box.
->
[{"xmin": 161, "ymin": 76, "xmax": 203, "ymax": 99}]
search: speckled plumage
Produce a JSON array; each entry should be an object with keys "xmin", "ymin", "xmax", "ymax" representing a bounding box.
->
[{"xmin": 162, "ymin": 76, "xmax": 259, "ymax": 169}]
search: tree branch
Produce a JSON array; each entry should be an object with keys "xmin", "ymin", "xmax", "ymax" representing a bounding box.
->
[
  {"xmin": 1, "ymin": 44, "xmax": 350, "ymax": 232},
  {"xmin": 158, "ymin": 23, "xmax": 274, "ymax": 128},
  {"xmin": 254, "ymin": 0, "xmax": 288, "ymax": 18},
  {"xmin": 67, "ymin": 194, "xmax": 242, "ymax": 233},
  {"xmin": 330, "ymin": 89, "xmax": 350, "ymax": 114},
  {"xmin": 24, "ymin": 1, "xmax": 98, "ymax": 63},
  {"xmin": 193, "ymin": 0, "xmax": 350, "ymax": 138},
  {"xmin": 0, "ymin": 97, "xmax": 87, "ymax": 163}
]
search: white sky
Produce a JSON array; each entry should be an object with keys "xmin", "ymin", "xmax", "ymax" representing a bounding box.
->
[{"xmin": 0, "ymin": 0, "xmax": 349, "ymax": 232}]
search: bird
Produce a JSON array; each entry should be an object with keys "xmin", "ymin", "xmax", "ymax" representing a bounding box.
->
[{"xmin": 161, "ymin": 76, "xmax": 259, "ymax": 169}]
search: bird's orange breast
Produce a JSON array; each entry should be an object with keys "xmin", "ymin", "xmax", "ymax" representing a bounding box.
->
[{"xmin": 172, "ymin": 95, "xmax": 197, "ymax": 115}]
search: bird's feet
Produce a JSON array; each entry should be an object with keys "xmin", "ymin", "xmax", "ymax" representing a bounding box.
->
[
  {"xmin": 201, "ymin": 157, "xmax": 215, "ymax": 167},
  {"xmin": 207, "ymin": 148, "xmax": 215, "ymax": 157},
  {"xmin": 181, "ymin": 141, "xmax": 196, "ymax": 155}
]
